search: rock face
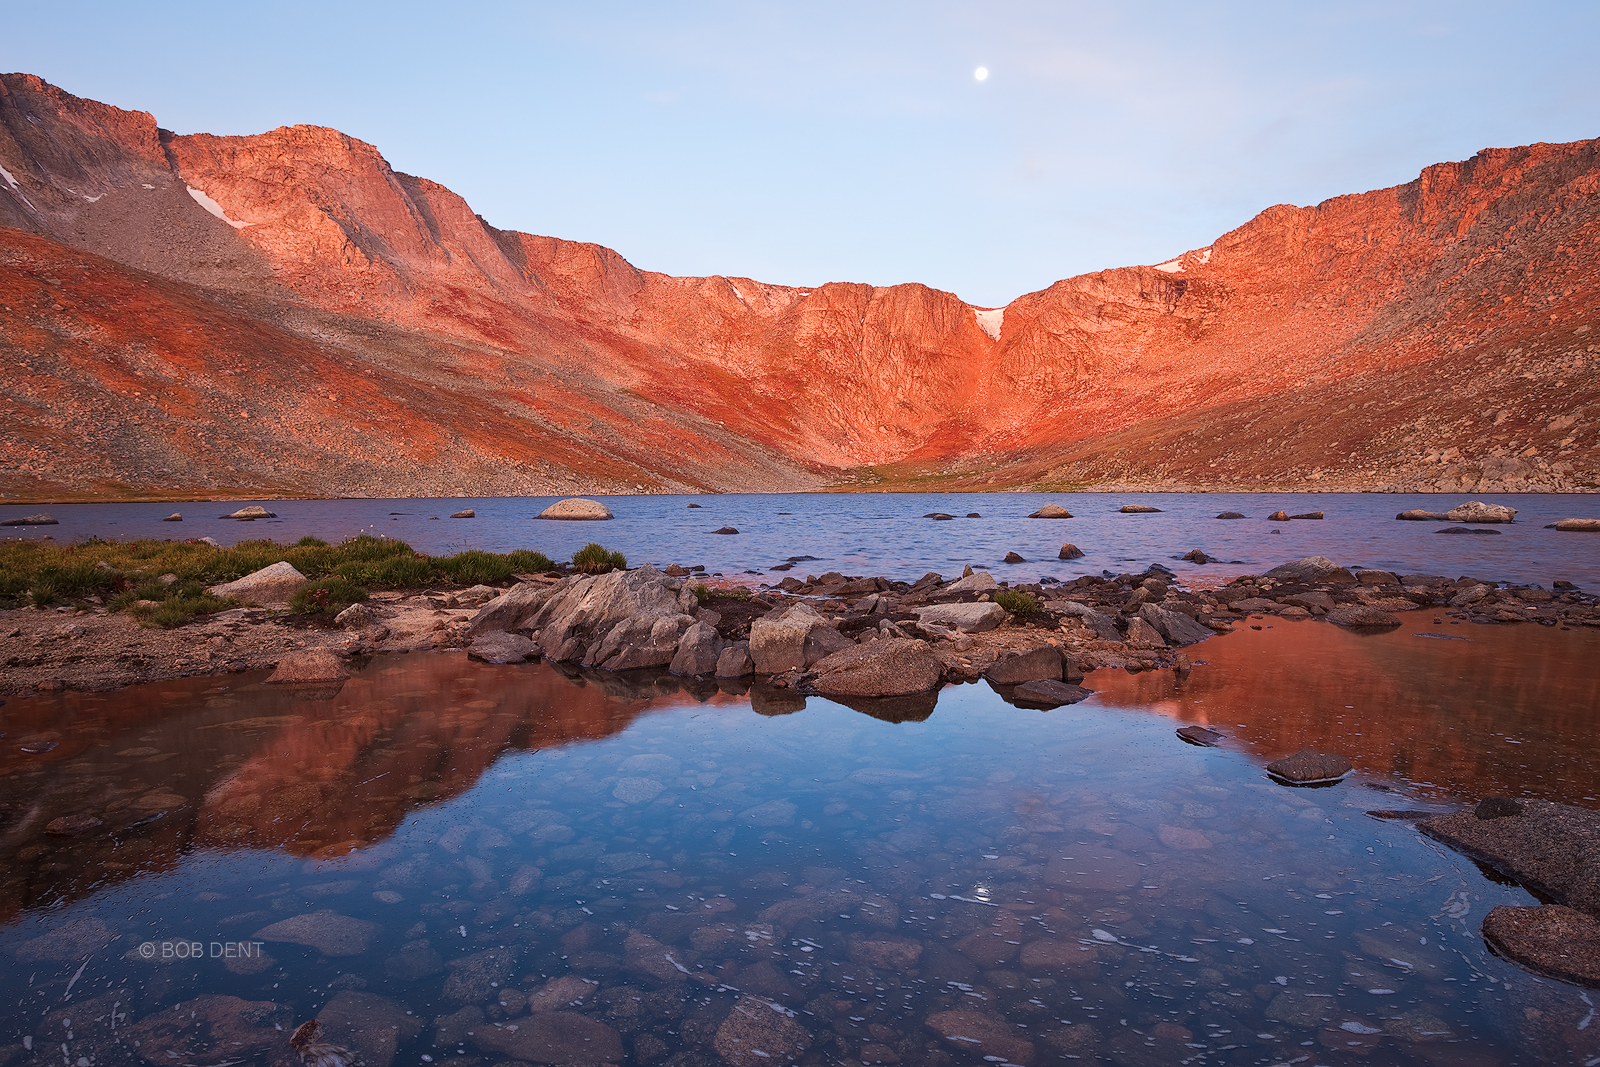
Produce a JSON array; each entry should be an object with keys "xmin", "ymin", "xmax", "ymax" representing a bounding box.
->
[
  {"xmin": 537, "ymin": 497, "xmax": 613, "ymax": 520},
  {"xmin": 809, "ymin": 638, "xmax": 942, "ymax": 697},
  {"xmin": 209, "ymin": 561, "xmax": 309, "ymax": 606},
  {"xmin": 1446, "ymin": 500, "xmax": 1518, "ymax": 523},
  {"xmin": 3, "ymin": 73, "xmax": 1596, "ymax": 500}
]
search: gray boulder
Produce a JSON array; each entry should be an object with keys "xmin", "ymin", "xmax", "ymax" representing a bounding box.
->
[
  {"xmin": 1138, "ymin": 603, "xmax": 1213, "ymax": 646},
  {"xmin": 1326, "ymin": 605, "xmax": 1401, "ymax": 628},
  {"xmin": 1397, "ymin": 509, "xmax": 1451, "ymax": 521},
  {"xmin": 1013, "ymin": 680, "xmax": 1094, "ymax": 707},
  {"xmin": 1553, "ymin": 518, "xmax": 1600, "ymax": 532},
  {"xmin": 750, "ymin": 602, "xmax": 833, "ymax": 673},
  {"xmin": 1264, "ymin": 556, "xmax": 1356, "ymax": 584},
  {"xmin": 586, "ymin": 613, "xmax": 693, "ymax": 670},
  {"xmin": 944, "ymin": 570, "xmax": 998, "ymax": 594},
  {"xmin": 984, "ymin": 645, "xmax": 1063, "ymax": 685},
  {"xmin": 914, "ymin": 601, "xmax": 1007, "ymax": 633},
  {"xmin": 1446, "ymin": 500, "xmax": 1517, "ymax": 523},
  {"xmin": 669, "ymin": 621, "xmax": 722, "ymax": 676},
  {"xmin": 468, "ymin": 631, "xmax": 535, "ymax": 664},
  {"xmin": 223, "ymin": 505, "xmax": 276, "ymax": 519},
  {"xmin": 804, "ymin": 623, "xmax": 854, "ymax": 663},
  {"xmin": 266, "ymin": 649, "xmax": 350, "ymax": 685},
  {"xmin": 209, "ymin": 561, "xmax": 310, "ymax": 607},
  {"xmin": 715, "ymin": 642, "xmax": 754, "ymax": 678},
  {"xmin": 810, "ymin": 639, "xmax": 942, "ymax": 697},
  {"xmin": 1028, "ymin": 504, "xmax": 1073, "ymax": 518},
  {"xmin": 485, "ymin": 565, "xmax": 691, "ymax": 667},
  {"xmin": 537, "ymin": 497, "xmax": 614, "ymax": 520},
  {"xmin": 0, "ymin": 513, "xmax": 59, "ymax": 526}
]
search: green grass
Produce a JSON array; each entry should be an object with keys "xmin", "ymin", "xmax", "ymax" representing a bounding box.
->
[
  {"xmin": 994, "ymin": 590, "xmax": 1041, "ymax": 618},
  {"xmin": 290, "ymin": 576, "xmax": 368, "ymax": 616},
  {"xmin": 572, "ymin": 543, "xmax": 626, "ymax": 574},
  {"xmin": 0, "ymin": 535, "xmax": 571, "ymax": 624}
]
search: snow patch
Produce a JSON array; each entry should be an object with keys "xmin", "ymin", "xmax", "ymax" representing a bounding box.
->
[
  {"xmin": 186, "ymin": 185, "xmax": 251, "ymax": 228},
  {"xmin": 1153, "ymin": 247, "xmax": 1212, "ymax": 273},
  {"xmin": 84, "ymin": 194, "xmax": 102, "ymax": 203},
  {"xmin": 1197, "ymin": 247, "xmax": 1212, "ymax": 264},
  {"xmin": 1152, "ymin": 258, "xmax": 1184, "ymax": 274},
  {"xmin": 973, "ymin": 306, "xmax": 1005, "ymax": 341},
  {"xmin": 0, "ymin": 162, "xmax": 36, "ymax": 211}
]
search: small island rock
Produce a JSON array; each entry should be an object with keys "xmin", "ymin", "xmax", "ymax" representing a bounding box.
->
[
  {"xmin": 1028, "ymin": 504, "xmax": 1073, "ymax": 518},
  {"xmin": 537, "ymin": 498, "xmax": 613, "ymax": 520}
]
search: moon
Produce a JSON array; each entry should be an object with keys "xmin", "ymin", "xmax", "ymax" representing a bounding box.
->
[{"xmin": 974, "ymin": 67, "xmax": 989, "ymax": 82}]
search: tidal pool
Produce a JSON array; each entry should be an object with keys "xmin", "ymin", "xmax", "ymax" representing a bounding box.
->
[{"xmin": 3, "ymin": 621, "xmax": 1598, "ymax": 1066}]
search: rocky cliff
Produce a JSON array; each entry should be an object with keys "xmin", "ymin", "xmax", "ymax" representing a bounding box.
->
[{"xmin": 2, "ymin": 72, "xmax": 1595, "ymax": 499}]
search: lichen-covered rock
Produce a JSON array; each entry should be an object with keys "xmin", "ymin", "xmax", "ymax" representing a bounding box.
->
[
  {"xmin": 715, "ymin": 996, "xmax": 812, "ymax": 1066},
  {"xmin": 1446, "ymin": 500, "xmax": 1517, "ymax": 523}
]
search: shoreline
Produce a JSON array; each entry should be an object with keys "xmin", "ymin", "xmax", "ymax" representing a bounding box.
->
[{"xmin": 4, "ymin": 553, "xmax": 1595, "ymax": 699}]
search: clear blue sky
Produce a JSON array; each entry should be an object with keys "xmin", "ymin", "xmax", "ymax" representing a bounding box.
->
[{"xmin": 7, "ymin": 1, "xmax": 1598, "ymax": 307}]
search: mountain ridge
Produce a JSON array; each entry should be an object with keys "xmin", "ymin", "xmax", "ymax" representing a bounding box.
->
[{"xmin": 2, "ymin": 72, "xmax": 1596, "ymax": 500}]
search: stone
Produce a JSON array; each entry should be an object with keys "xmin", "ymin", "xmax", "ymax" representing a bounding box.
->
[
  {"xmin": 45, "ymin": 813, "xmax": 102, "ymax": 834},
  {"xmin": 1420, "ymin": 799, "xmax": 1600, "ymax": 916},
  {"xmin": 716, "ymin": 642, "xmax": 755, "ymax": 678},
  {"xmin": 162, "ymin": 512, "xmax": 182, "ymax": 521},
  {"xmin": 686, "ymin": 502, "xmax": 703, "ymax": 508},
  {"xmin": 966, "ymin": 512, "xmax": 981, "ymax": 518},
  {"xmin": 944, "ymin": 569, "xmax": 998, "ymax": 593},
  {"xmin": 1028, "ymin": 504, "xmax": 1073, "ymax": 518},
  {"xmin": 669, "ymin": 620, "xmax": 722, "ymax": 676},
  {"xmin": 1157, "ymin": 824, "xmax": 1212, "ymax": 850},
  {"xmin": 924, "ymin": 1010, "xmax": 1035, "ymax": 1065},
  {"xmin": 715, "ymin": 996, "xmax": 812, "ymax": 1067},
  {"xmin": 614, "ymin": 777, "xmax": 664, "ymax": 803},
  {"xmin": 468, "ymin": 630, "xmax": 535, "ymax": 664},
  {"xmin": 1438, "ymin": 526, "xmax": 1501, "ymax": 534},
  {"xmin": 1176, "ymin": 725, "xmax": 1222, "ymax": 746},
  {"xmin": 384, "ymin": 940, "xmax": 443, "ymax": 981},
  {"xmin": 495, "ymin": 565, "xmax": 693, "ymax": 669},
  {"xmin": 223, "ymin": 505, "xmax": 276, "ymax": 519},
  {"xmin": 470, "ymin": 1011, "xmax": 624, "ymax": 1063},
  {"xmin": 1267, "ymin": 509, "xmax": 1290, "ymax": 521},
  {"xmin": 803, "ymin": 623, "xmax": 854, "ymax": 663},
  {"xmin": 536, "ymin": 497, "xmax": 613, "ymax": 520},
  {"xmin": 924, "ymin": 513, "xmax": 955, "ymax": 520},
  {"xmin": 914, "ymin": 601, "xmax": 1007, "ymax": 633},
  {"xmin": 849, "ymin": 937, "xmax": 923, "ymax": 970},
  {"xmin": 527, "ymin": 975, "xmax": 599, "ymax": 1012},
  {"xmin": 984, "ymin": 645, "xmax": 1063, "ymax": 685},
  {"xmin": 316, "ymin": 991, "xmax": 423, "ymax": 1067},
  {"xmin": 1012, "ymin": 680, "xmax": 1095, "ymax": 707},
  {"xmin": 1481, "ymin": 905, "xmax": 1600, "ymax": 985},
  {"xmin": 1446, "ymin": 500, "xmax": 1518, "ymax": 523},
  {"xmin": 1265, "ymin": 749, "xmax": 1353, "ymax": 784},
  {"xmin": 208, "ymin": 560, "xmax": 310, "ymax": 606},
  {"xmin": 1476, "ymin": 796, "xmax": 1525, "ymax": 819},
  {"xmin": 1326, "ymin": 605, "xmax": 1401, "ymax": 628},
  {"xmin": 1124, "ymin": 616, "xmax": 1166, "ymax": 647},
  {"xmin": 443, "ymin": 947, "xmax": 520, "ymax": 1002},
  {"xmin": 750, "ymin": 602, "xmax": 831, "ymax": 673},
  {"xmin": 1554, "ymin": 518, "xmax": 1600, "ymax": 532},
  {"xmin": 0, "ymin": 512, "xmax": 57, "ymax": 526},
  {"xmin": 1181, "ymin": 548, "xmax": 1210, "ymax": 563},
  {"xmin": 1291, "ymin": 511, "xmax": 1324, "ymax": 519},
  {"xmin": 1059, "ymin": 543, "xmax": 1084, "ymax": 559},
  {"xmin": 1215, "ymin": 511, "xmax": 1245, "ymax": 519},
  {"xmin": 266, "ymin": 648, "xmax": 350, "ymax": 684},
  {"xmin": 123, "ymin": 995, "xmax": 295, "ymax": 1066},
  {"xmin": 1397, "ymin": 509, "xmax": 1452, "ymax": 520},
  {"xmin": 16, "ymin": 916, "xmax": 117, "ymax": 961},
  {"xmin": 1264, "ymin": 556, "xmax": 1357, "ymax": 584},
  {"xmin": 449, "ymin": 509, "xmax": 474, "ymax": 518},
  {"xmin": 254, "ymin": 910, "xmax": 380, "ymax": 956},
  {"xmin": 624, "ymin": 930, "xmax": 690, "ymax": 983},
  {"xmin": 1120, "ymin": 504, "xmax": 1161, "ymax": 513},
  {"xmin": 1138, "ymin": 603, "xmax": 1212, "ymax": 646},
  {"xmin": 1003, "ymin": 551, "xmax": 1026, "ymax": 563},
  {"xmin": 1019, "ymin": 939, "xmax": 1103, "ymax": 977},
  {"xmin": 714, "ymin": 526, "xmax": 739, "ymax": 534},
  {"xmin": 810, "ymin": 638, "xmax": 943, "ymax": 697},
  {"xmin": 1355, "ymin": 569, "xmax": 1399, "ymax": 584},
  {"xmin": 334, "ymin": 603, "xmax": 374, "ymax": 629}
]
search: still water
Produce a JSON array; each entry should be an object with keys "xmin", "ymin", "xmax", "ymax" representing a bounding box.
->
[
  {"xmin": 3, "ymin": 621, "xmax": 1598, "ymax": 1065},
  {"xmin": 4, "ymin": 493, "xmax": 1599, "ymax": 590}
]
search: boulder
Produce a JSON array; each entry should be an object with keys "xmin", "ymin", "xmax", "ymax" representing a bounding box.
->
[
  {"xmin": 714, "ymin": 526, "xmax": 739, "ymax": 534},
  {"xmin": 944, "ymin": 570, "xmax": 998, "ymax": 594},
  {"xmin": 1326, "ymin": 605, "xmax": 1401, "ymax": 628},
  {"xmin": 750, "ymin": 602, "xmax": 832, "ymax": 674},
  {"xmin": 1012, "ymin": 680, "xmax": 1094, "ymax": 707},
  {"xmin": 586, "ymin": 612, "xmax": 693, "ymax": 670},
  {"xmin": 1291, "ymin": 511, "xmax": 1324, "ymax": 520},
  {"xmin": 984, "ymin": 645, "xmax": 1063, "ymax": 685},
  {"xmin": 714, "ymin": 996, "xmax": 812, "ymax": 1067},
  {"xmin": 266, "ymin": 649, "xmax": 350, "ymax": 685},
  {"xmin": 470, "ymin": 1012, "xmax": 624, "ymax": 1064},
  {"xmin": 1419, "ymin": 798, "xmax": 1600, "ymax": 916},
  {"xmin": 1480, "ymin": 905, "xmax": 1600, "ymax": 986},
  {"xmin": 810, "ymin": 638, "xmax": 943, "ymax": 697},
  {"xmin": 1554, "ymin": 518, "xmax": 1600, "ymax": 532},
  {"xmin": 536, "ymin": 497, "xmax": 614, "ymax": 520},
  {"xmin": 1138, "ymin": 603, "xmax": 1213, "ymax": 646},
  {"xmin": 716, "ymin": 642, "xmax": 755, "ymax": 678},
  {"xmin": 1264, "ymin": 556, "xmax": 1356, "ymax": 584},
  {"xmin": 1267, "ymin": 510, "xmax": 1290, "ymax": 521},
  {"xmin": 223, "ymin": 505, "xmax": 276, "ymax": 519},
  {"xmin": 1281, "ymin": 590, "xmax": 1334, "ymax": 611},
  {"xmin": 0, "ymin": 512, "xmax": 59, "ymax": 525},
  {"xmin": 803, "ymin": 623, "xmax": 854, "ymax": 663},
  {"xmin": 1438, "ymin": 526, "xmax": 1500, "ymax": 535},
  {"xmin": 334, "ymin": 603, "xmax": 374, "ymax": 629},
  {"xmin": 1265, "ymin": 749, "xmax": 1353, "ymax": 784},
  {"xmin": 924, "ymin": 512, "xmax": 955, "ymax": 520},
  {"xmin": 1215, "ymin": 511, "xmax": 1245, "ymax": 519},
  {"xmin": 1003, "ymin": 551, "xmax": 1026, "ymax": 563},
  {"xmin": 1446, "ymin": 500, "xmax": 1517, "ymax": 523},
  {"xmin": 1059, "ymin": 543, "xmax": 1084, "ymax": 560},
  {"xmin": 1028, "ymin": 504, "xmax": 1073, "ymax": 518},
  {"xmin": 670, "ymin": 621, "xmax": 723, "ymax": 676},
  {"xmin": 316, "ymin": 992, "xmax": 423, "ymax": 1067},
  {"xmin": 479, "ymin": 565, "xmax": 690, "ymax": 668},
  {"xmin": 1120, "ymin": 504, "xmax": 1162, "ymax": 513},
  {"xmin": 449, "ymin": 509, "xmax": 474, "ymax": 518},
  {"xmin": 1397, "ymin": 509, "xmax": 1452, "ymax": 520},
  {"xmin": 1181, "ymin": 549, "xmax": 1210, "ymax": 563},
  {"xmin": 914, "ymin": 601, "xmax": 1007, "ymax": 633},
  {"xmin": 924, "ymin": 1011, "xmax": 1034, "ymax": 1065},
  {"xmin": 468, "ymin": 631, "xmax": 535, "ymax": 664},
  {"xmin": 1125, "ymin": 616, "xmax": 1166, "ymax": 647},
  {"xmin": 1177, "ymin": 725, "xmax": 1223, "ymax": 746},
  {"xmin": 162, "ymin": 512, "xmax": 182, "ymax": 522},
  {"xmin": 209, "ymin": 560, "xmax": 310, "ymax": 606}
]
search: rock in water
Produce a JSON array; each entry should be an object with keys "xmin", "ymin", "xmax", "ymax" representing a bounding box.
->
[
  {"xmin": 467, "ymin": 631, "xmax": 535, "ymax": 664},
  {"xmin": 1181, "ymin": 548, "xmax": 1210, "ymax": 563},
  {"xmin": 1177, "ymin": 725, "xmax": 1223, "ymax": 746},
  {"xmin": 1265, "ymin": 556, "xmax": 1357, "ymax": 584},
  {"xmin": 714, "ymin": 996, "xmax": 812, "ymax": 1067},
  {"xmin": 267, "ymin": 649, "xmax": 351, "ymax": 685},
  {"xmin": 223, "ymin": 504, "xmax": 276, "ymax": 519},
  {"xmin": 1215, "ymin": 511, "xmax": 1245, "ymax": 519},
  {"xmin": 1265, "ymin": 749, "xmax": 1353, "ymax": 784},
  {"xmin": 1120, "ymin": 504, "xmax": 1162, "ymax": 513},
  {"xmin": 1397, "ymin": 509, "xmax": 1452, "ymax": 520},
  {"xmin": 714, "ymin": 526, "xmax": 739, "ymax": 534},
  {"xmin": 810, "ymin": 638, "xmax": 943, "ymax": 697},
  {"xmin": 162, "ymin": 512, "xmax": 182, "ymax": 521},
  {"xmin": 1003, "ymin": 551, "xmax": 1026, "ymax": 563},
  {"xmin": 984, "ymin": 646, "xmax": 1063, "ymax": 685},
  {"xmin": 209, "ymin": 560, "xmax": 310, "ymax": 606},
  {"xmin": 1291, "ymin": 511, "xmax": 1324, "ymax": 519},
  {"xmin": 1012, "ymin": 680, "xmax": 1095, "ymax": 707},
  {"xmin": 449, "ymin": 509, "xmax": 474, "ymax": 518},
  {"xmin": 1437, "ymin": 526, "xmax": 1501, "ymax": 535},
  {"xmin": 255, "ymin": 910, "xmax": 380, "ymax": 956},
  {"xmin": 1326, "ymin": 605, "xmax": 1402, "ymax": 628},
  {"xmin": 1446, "ymin": 500, "xmax": 1517, "ymax": 523},
  {"xmin": 924, "ymin": 512, "xmax": 955, "ymax": 520},
  {"xmin": 944, "ymin": 569, "xmax": 998, "ymax": 593},
  {"xmin": 0, "ymin": 512, "xmax": 58, "ymax": 525},
  {"xmin": 536, "ymin": 497, "xmax": 613, "ymax": 520},
  {"xmin": 1554, "ymin": 518, "xmax": 1600, "ymax": 532},
  {"xmin": 1481, "ymin": 905, "xmax": 1600, "ymax": 985},
  {"xmin": 45, "ymin": 813, "xmax": 102, "ymax": 834},
  {"xmin": 1028, "ymin": 504, "xmax": 1073, "ymax": 518},
  {"xmin": 1267, "ymin": 509, "xmax": 1290, "ymax": 521},
  {"xmin": 1059, "ymin": 543, "xmax": 1084, "ymax": 559}
]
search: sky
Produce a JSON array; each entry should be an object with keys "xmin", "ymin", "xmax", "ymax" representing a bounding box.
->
[{"xmin": 6, "ymin": 1, "xmax": 1599, "ymax": 307}]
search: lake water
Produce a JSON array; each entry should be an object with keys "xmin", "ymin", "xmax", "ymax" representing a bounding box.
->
[
  {"xmin": 4, "ymin": 492, "xmax": 1599, "ymax": 591},
  {"xmin": 3, "ymin": 617, "xmax": 1598, "ymax": 1066}
]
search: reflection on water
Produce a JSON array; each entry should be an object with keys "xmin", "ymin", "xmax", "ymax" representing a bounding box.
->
[{"xmin": 3, "ymin": 632, "xmax": 1599, "ymax": 1066}]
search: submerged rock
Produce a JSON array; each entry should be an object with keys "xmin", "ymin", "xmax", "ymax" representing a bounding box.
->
[
  {"xmin": 254, "ymin": 910, "xmax": 380, "ymax": 956},
  {"xmin": 1215, "ymin": 511, "xmax": 1245, "ymax": 519},
  {"xmin": 715, "ymin": 996, "xmax": 812, "ymax": 1067},
  {"xmin": 1266, "ymin": 749, "xmax": 1353, "ymax": 784},
  {"xmin": 925, "ymin": 1010, "xmax": 1035, "ymax": 1064},
  {"xmin": 1481, "ymin": 905, "xmax": 1600, "ymax": 986},
  {"xmin": 1397, "ymin": 509, "xmax": 1452, "ymax": 520},
  {"xmin": 536, "ymin": 497, "xmax": 613, "ymax": 520},
  {"xmin": 123, "ymin": 996, "xmax": 295, "ymax": 1065}
]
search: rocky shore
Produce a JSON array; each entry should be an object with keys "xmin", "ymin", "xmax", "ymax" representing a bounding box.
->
[{"xmin": 4, "ymin": 554, "xmax": 1595, "ymax": 700}]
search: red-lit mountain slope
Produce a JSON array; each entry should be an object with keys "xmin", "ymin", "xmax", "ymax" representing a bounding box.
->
[{"xmin": 2, "ymin": 72, "xmax": 1595, "ymax": 499}]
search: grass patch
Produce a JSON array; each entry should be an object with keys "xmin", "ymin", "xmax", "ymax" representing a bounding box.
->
[
  {"xmin": 290, "ymin": 576, "xmax": 368, "ymax": 615},
  {"xmin": 994, "ymin": 590, "xmax": 1041, "ymax": 618},
  {"xmin": 572, "ymin": 543, "xmax": 626, "ymax": 574},
  {"xmin": 692, "ymin": 583, "xmax": 711, "ymax": 605}
]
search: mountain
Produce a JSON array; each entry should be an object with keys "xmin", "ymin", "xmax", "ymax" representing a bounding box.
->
[{"xmin": 2, "ymin": 72, "xmax": 1596, "ymax": 500}]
